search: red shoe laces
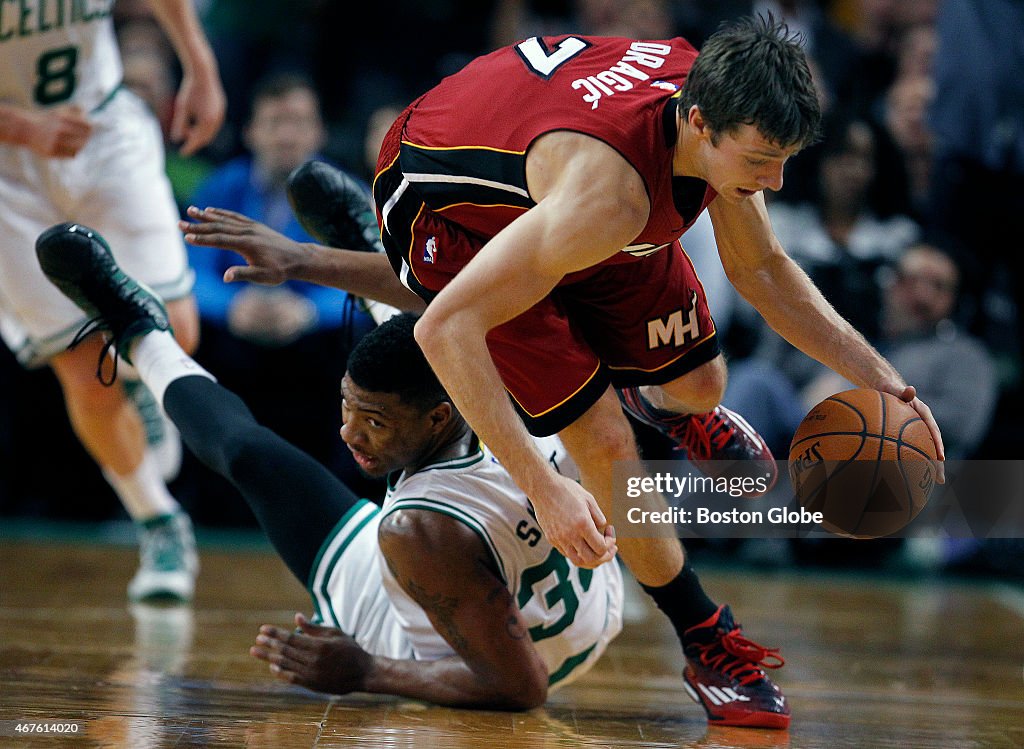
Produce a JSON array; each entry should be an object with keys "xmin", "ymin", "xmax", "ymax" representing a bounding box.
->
[
  {"xmin": 672, "ymin": 411, "xmax": 736, "ymax": 459},
  {"xmin": 695, "ymin": 627, "xmax": 785, "ymax": 686}
]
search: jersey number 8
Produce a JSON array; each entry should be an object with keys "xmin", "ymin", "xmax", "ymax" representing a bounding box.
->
[{"xmin": 35, "ymin": 46, "xmax": 79, "ymax": 106}]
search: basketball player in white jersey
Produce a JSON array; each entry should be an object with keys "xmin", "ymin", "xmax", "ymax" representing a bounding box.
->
[
  {"xmin": 0, "ymin": 1, "xmax": 225, "ymax": 601},
  {"xmin": 35, "ymin": 223, "xmax": 623, "ymax": 705}
]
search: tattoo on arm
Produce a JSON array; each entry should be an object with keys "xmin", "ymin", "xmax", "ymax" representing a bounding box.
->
[
  {"xmin": 387, "ymin": 553, "xmax": 528, "ymax": 657},
  {"xmin": 403, "ymin": 576, "xmax": 471, "ymax": 652},
  {"xmin": 479, "ymin": 556, "xmax": 528, "ymax": 641},
  {"xmin": 385, "ymin": 553, "xmax": 471, "ymax": 651}
]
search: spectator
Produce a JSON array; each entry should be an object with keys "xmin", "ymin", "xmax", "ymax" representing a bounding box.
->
[
  {"xmin": 926, "ymin": 0, "xmax": 1024, "ymax": 399},
  {"xmin": 726, "ymin": 239, "xmax": 997, "ymax": 468},
  {"xmin": 804, "ymin": 242, "xmax": 997, "ymax": 459},
  {"xmin": 489, "ymin": 0, "xmax": 578, "ymax": 49},
  {"xmin": 757, "ymin": 110, "xmax": 919, "ymax": 381},
  {"xmin": 753, "ymin": 1, "xmax": 861, "ymax": 118},
  {"xmin": 198, "ymin": 0, "xmax": 320, "ymax": 155},
  {"xmin": 185, "ymin": 73, "xmax": 378, "ymax": 519},
  {"xmin": 361, "ymin": 103, "xmax": 405, "ymax": 185}
]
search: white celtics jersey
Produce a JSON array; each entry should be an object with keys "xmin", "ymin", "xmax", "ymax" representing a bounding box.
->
[
  {"xmin": 0, "ymin": 0, "xmax": 121, "ymax": 111},
  {"xmin": 378, "ymin": 435, "xmax": 624, "ymax": 689}
]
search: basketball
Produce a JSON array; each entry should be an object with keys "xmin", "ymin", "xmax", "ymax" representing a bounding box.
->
[{"xmin": 787, "ymin": 388, "xmax": 937, "ymax": 539}]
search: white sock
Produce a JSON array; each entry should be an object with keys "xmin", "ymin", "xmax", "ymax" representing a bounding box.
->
[
  {"xmin": 131, "ymin": 330, "xmax": 215, "ymax": 406},
  {"xmin": 103, "ymin": 451, "xmax": 180, "ymax": 522},
  {"xmin": 117, "ymin": 353, "xmax": 184, "ymax": 481}
]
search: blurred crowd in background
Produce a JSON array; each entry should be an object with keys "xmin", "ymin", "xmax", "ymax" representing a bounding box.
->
[{"xmin": 2, "ymin": 0, "xmax": 1022, "ymax": 575}]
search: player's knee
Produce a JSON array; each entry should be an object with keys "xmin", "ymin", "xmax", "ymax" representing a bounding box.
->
[
  {"xmin": 51, "ymin": 346, "xmax": 126, "ymax": 404},
  {"xmin": 565, "ymin": 411, "xmax": 638, "ymax": 466},
  {"xmin": 662, "ymin": 357, "xmax": 727, "ymax": 413}
]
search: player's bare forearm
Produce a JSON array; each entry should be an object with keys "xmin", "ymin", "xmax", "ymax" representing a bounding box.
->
[
  {"xmin": 145, "ymin": 0, "xmax": 219, "ymax": 80},
  {"xmin": 0, "ymin": 104, "xmax": 33, "ymax": 147},
  {"xmin": 748, "ymin": 260, "xmax": 947, "ymax": 467},
  {"xmin": 415, "ymin": 310, "xmax": 554, "ymax": 495},
  {"xmin": 252, "ymin": 616, "xmax": 542, "ymax": 709},
  {"xmin": 414, "ymin": 308, "xmax": 616, "ymax": 567},
  {"xmin": 737, "ymin": 251, "xmax": 900, "ymax": 390},
  {"xmin": 712, "ymin": 196, "xmax": 948, "ymax": 468},
  {"xmin": 367, "ymin": 564, "xmax": 544, "ymax": 709},
  {"xmin": 412, "ymin": 196, "xmax": 630, "ymax": 565},
  {"xmin": 0, "ymin": 104, "xmax": 92, "ymax": 157},
  {"xmin": 711, "ymin": 196, "xmax": 900, "ymax": 390},
  {"xmin": 363, "ymin": 653, "xmax": 545, "ymax": 709},
  {"xmin": 281, "ymin": 245, "xmax": 424, "ymax": 311}
]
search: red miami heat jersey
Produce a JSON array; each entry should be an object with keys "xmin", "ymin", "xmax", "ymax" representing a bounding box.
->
[{"xmin": 396, "ymin": 35, "xmax": 717, "ymax": 263}]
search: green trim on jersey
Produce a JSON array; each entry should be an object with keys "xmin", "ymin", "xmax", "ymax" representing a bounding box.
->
[
  {"xmin": 381, "ymin": 498, "xmax": 507, "ymax": 585},
  {"xmin": 385, "ymin": 445, "xmax": 486, "ymax": 492},
  {"xmin": 90, "ymin": 82, "xmax": 122, "ymax": 113},
  {"xmin": 548, "ymin": 643, "xmax": 597, "ymax": 687}
]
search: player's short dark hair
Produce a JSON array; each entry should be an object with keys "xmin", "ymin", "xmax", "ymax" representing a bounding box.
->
[
  {"xmin": 346, "ymin": 313, "xmax": 449, "ymax": 412},
  {"xmin": 679, "ymin": 13, "xmax": 821, "ymax": 149}
]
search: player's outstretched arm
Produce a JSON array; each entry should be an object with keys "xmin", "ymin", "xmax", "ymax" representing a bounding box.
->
[
  {"xmin": 709, "ymin": 194, "xmax": 945, "ymax": 478},
  {"xmin": 252, "ymin": 509, "xmax": 550, "ymax": 709},
  {"xmin": 181, "ymin": 206, "xmax": 425, "ymax": 311}
]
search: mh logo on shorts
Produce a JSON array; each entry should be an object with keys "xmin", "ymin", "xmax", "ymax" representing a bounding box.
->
[
  {"xmin": 423, "ymin": 236, "xmax": 437, "ymax": 264},
  {"xmin": 647, "ymin": 291, "xmax": 699, "ymax": 349}
]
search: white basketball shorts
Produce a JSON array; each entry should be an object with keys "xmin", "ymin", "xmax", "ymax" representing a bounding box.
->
[
  {"xmin": 0, "ymin": 87, "xmax": 193, "ymax": 368},
  {"xmin": 307, "ymin": 500, "xmax": 413, "ymax": 659}
]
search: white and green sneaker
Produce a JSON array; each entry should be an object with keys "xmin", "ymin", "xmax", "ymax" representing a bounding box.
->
[{"xmin": 128, "ymin": 512, "xmax": 198, "ymax": 602}]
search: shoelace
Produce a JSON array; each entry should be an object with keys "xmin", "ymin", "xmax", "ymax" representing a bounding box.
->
[
  {"xmin": 693, "ymin": 627, "xmax": 785, "ymax": 686},
  {"xmin": 68, "ymin": 316, "xmax": 120, "ymax": 386},
  {"xmin": 673, "ymin": 410, "xmax": 736, "ymax": 460}
]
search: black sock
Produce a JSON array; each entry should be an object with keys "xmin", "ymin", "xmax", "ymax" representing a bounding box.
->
[
  {"xmin": 641, "ymin": 559, "xmax": 719, "ymax": 646},
  {"xmin": 164, "ymin": 375, "xmax": 362, "ymax": 583}
]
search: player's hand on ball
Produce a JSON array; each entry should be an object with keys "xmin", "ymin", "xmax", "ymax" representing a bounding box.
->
[
  {"xmin": 885, "ymin": 383, "xmax": 945, "ymax": 483},
  {"xmin": 251, "ymin": 613, "xmax": 373, "ymax": 694}
]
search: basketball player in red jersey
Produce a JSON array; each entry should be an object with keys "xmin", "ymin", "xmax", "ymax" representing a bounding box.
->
[{"xmin": 183, "ymin": 14, "xmax": 946, "ymax": 729}]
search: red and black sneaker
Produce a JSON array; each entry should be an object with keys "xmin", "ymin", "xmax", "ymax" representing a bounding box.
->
[
  {"xmin": 618, "ymin": 387, "xmax": 777, "ymax": 497},
  {"xmin": 682, "ymin": 605, "xmax": 790, "ymax": 729}
]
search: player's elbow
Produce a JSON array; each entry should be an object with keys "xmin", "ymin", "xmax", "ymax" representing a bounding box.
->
[
  {"xmin": 415, "ymin": 292, "xmax": 494, "ymax": 355},
  {"xmin": 510, "ymin": 683, "xmax": 548, "ymax": 711},
  {"xmin": 471, "ymin": 647, "xmax": 549, "ymax": 710},
  {"xmin": 493, "ymin": 668, "xmax": 548, "ymax": 710},
  {"xmin": 413, "ymin": 307, "xmax": 447, "ymax": 358}
]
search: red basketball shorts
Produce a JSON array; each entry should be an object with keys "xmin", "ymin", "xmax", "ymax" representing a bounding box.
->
[{"xmin": 375, "ymin": 117, "xmax": 719, "ymax": 435}]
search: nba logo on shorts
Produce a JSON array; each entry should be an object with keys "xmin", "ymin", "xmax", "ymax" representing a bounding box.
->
[{"xmin": 423, "ymin": 236, "xmax": 437, "ymax": 264}]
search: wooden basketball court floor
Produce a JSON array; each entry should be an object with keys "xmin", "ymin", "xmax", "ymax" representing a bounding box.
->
[{"xmin": 2, "ymin": 530, "xmax": 1022, "ymax": 748}]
